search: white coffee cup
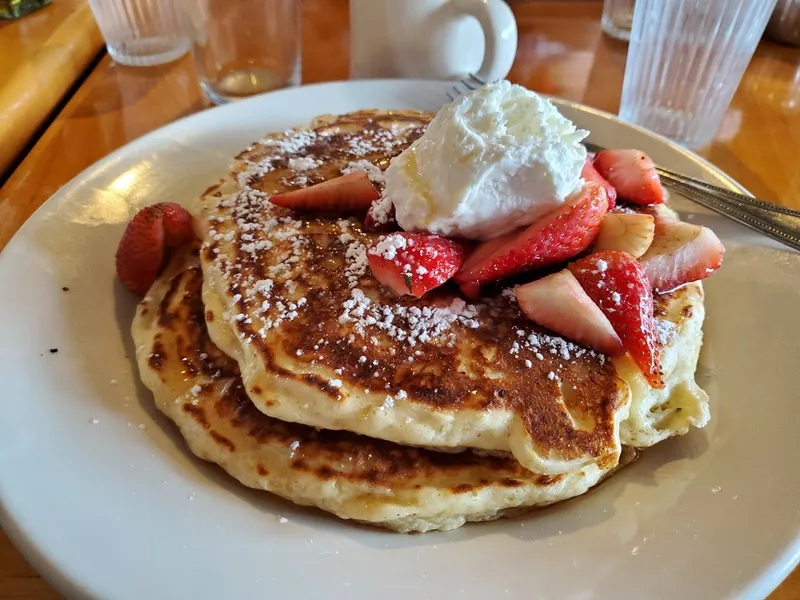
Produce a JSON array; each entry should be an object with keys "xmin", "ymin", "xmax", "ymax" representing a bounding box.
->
[{"xmin": 349, "ymin": 0, "xmax": 518, "ymax": 81}]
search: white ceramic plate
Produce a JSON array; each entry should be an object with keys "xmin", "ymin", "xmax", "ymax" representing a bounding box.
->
[{"xmin": 1, "ymin": 80, "xmax": 798, "ymax": 600}]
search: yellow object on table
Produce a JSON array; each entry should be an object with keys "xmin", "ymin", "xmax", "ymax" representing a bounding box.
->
[
  {"xmin": 0, "ymin": 0, "xmax": 103, "ymax": 176},
  {"xmin": 0, "ymin": 0, "xmax": 51, "ymax": 19}
]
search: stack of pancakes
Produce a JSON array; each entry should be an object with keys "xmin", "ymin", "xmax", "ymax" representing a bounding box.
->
[{"xmin": 132, "ymin": 110, "xmax": 710, "ymax": 533}]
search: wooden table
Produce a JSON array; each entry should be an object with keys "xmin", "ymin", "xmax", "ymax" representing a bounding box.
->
[{"xmin": 0, "ymin": 1, "xmax": 798, "ymax": 597}]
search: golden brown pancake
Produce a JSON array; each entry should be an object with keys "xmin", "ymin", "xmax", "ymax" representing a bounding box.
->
[
  {"xmin": 132, "ymin": 249, "xmax": 636, "ymax": 533},
  {"xmin": 617, "ymin": 281, "xmax": 709, "ymax": 446},
  {"xmin": 191, "ymin": 110, "xmax": 708, "ymax": 477},
  {"xmin": 193, "ymin": 110, "xmax": 633, "ymax": 476}
]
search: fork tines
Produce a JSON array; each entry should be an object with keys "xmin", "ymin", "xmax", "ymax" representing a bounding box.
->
[
  {"xmin": 446, "ymin": 73, "xmax": 489, "ymax": 101},
  {"xmin": 465, "ymin": 73, "xmax": 487, "ymax": 88}
]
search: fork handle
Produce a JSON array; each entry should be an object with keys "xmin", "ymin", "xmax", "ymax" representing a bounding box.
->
[
  {"xmin": 656, "ymin": 167, "xmax": 800, "ymax": 218},
  {"xmin": 668, "ymin": 178, "xmax": 800, "ymax": 252}
]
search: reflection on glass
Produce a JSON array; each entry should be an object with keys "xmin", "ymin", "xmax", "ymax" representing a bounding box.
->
[{"xmin": 185, "ymin": 0, "xmax": 301, "ymax": 105}]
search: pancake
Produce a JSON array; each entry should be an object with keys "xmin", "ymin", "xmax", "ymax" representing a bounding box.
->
[
  {"xmin": 614, "ymin": 204, "xmax": 710, "ymax": 446},
  {"xmin": 192, "ymin": 110, "xmax": 708, "ymax": 476},
  {"xmin": 132, "ymin": 249, "xmax": 636, "ymax": 533},
  {"xmin": 617, "ymin": 282, "xmax": 710, "ymax": 446},
  {"xmin": 194, "ymin": 110, "xmax": 631, "ymax": 476}
]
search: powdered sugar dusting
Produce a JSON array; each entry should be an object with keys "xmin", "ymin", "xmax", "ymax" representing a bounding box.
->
[
  {"xmin": 339, "ymin": 289, "xmax": 480, "ymax": 347},
  {"xmin": 341, "ymin": 160, "xmax": 394, "ymax": 225},
  {"xmin": 344, "ymin": 128, "xmax": 406, "ymax": 157},
  {"xmin": 288, "ymin": 156, "xmax": 323, "ymax": 171},
  {"xmin": 342, "ymin": 160, "xmax": 385, "ymax": 185},
  {"xmin": 262, "ymin": 129, "xmax": 318, "ymax": 154},
  {"xmin": 509, "ymin": 326, "xmax": 602, "ymax": 366},
  {"xmin": 656, "ymin": 319, "xmax": 676, "ymax": 346},
  {"xmin": 368, "ymin": 195, "xmax": 394, "ymax": 225},
  {"xmin": 369, "ymin": 233, "xmax": 408, "ymax": 260},
  {"xmin": 344, "ymin": 237, "xmax": 369, "ymax": 288},
  {"xmin": 502, "ymin": 286, "xmax": 519, "ymax": 303},
  {"xmin": 201, "ymin": 118, "xmax": 429, "ymax": 349}
]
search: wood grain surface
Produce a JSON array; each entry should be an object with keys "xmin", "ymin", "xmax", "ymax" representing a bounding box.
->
[
  {"xmin": 0, "ymin": 0, "xmax": 103, "ymax": 178},
  {"xmin": 0, "ymin": 1, "xmax": 798, "ymax": 598}
]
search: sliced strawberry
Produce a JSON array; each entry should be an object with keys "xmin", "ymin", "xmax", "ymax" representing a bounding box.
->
[
  {"xmin": 593, "ymin": 149, "xmax": 665, "ymax": 205},
  {"xmin": 270, "ymin": 172, "xmax": 379, "ymax": 213},
  {"xmin": 454, "ymin": 182, "xmax": 609, "ymax": 299},
  {"xmin": 639, "ymin": 218, "xmax": 725, "ymax": 293},
  {"xmin": 367, "ymin": 233, "xmax": 465, "ymax": 298},
  {"xmin": 516, "ymin": 270, "xmax": 623, "ymax": 356},
  {"xmin": 157, "ymin": 202, "xmax": 195, "ymax": 247},
  {"xmin": 581, "ymin": 157, "xmax": 617, "ymax": 210},
  {"xmin": 568, "ymin": 251, "xmax": 663, "ymax": 388},
  {"xmin": 592, "ymin": 212, "xmax": 655, "ymax": 258},
  {"xmin": 115, "ymin": 206, "xmax": 165, "ymax": 296},
  {"xmin": 363, "ymin": 197, "xmax": 398, "ymax": 232}
]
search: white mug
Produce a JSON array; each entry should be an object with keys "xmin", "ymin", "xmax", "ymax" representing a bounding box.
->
[{"xmin": 349, "ymin": 0, "xmax": 518, "ymax": 81}]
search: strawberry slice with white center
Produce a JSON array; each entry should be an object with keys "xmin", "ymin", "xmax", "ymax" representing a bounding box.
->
[
  {"xmin": 592, "ymin": 212, "xmax": 655, "ymax": 258},
  {"xmin": 639, "ymin": 218, "xmax": 725, "ymax": 293},
  {"xmin": 516, "ymin": 270, "xmax": 623, "ymax": 356},
  {"xmin": 367, "ymin": 233, "xmax": 465, "ymax": 298},
  {"xmin": 593, "ymin": 149, "xmax": 665, "ymax": 205},
  {"xmin": 581, "ymin": 157, "xmax": 617, "ymax": 210},
  {"xmin": 270, "ymin": 172, "xmax": 379, "ymax": 213},
  {"xmin": 454, "ymin": 182, "xmax": 609, "ymax": 299},
  {"xmin": 568, "ymin": 251, "xmax": 664, "ymax": 388}
]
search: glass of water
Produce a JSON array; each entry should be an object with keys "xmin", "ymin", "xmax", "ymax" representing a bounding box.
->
[
  {"xmin": 619, "ymin": 0, "xmax": 777, "ymax": 148},
  {"xmin": 88, "ymin": 0, "xmax": 190, "ymax": 67},
  {"xmin": 185, "ymin": 0, "xmax": 301, "ymax": 105},
  {"xmin": 602, "ymin": 0, "xmax": 635, "ymax": 41}
]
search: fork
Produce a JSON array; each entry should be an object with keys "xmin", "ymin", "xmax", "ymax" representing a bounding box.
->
[
  {"xmin": 446, "ymin": 73, "xmax": 488, "ymax": 101},
  {"xmin": 447, "ymin": 75, "xmax": 800, "ymax": 252}
]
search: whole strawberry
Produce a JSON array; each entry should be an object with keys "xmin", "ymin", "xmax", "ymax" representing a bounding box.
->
[
  {"xmin": 159, "ymin": 201, "xmax": 196, "ymax": 246},
  {"xmin": 115, "ymin": 202, "xmax": 195, "ymax": 296}
]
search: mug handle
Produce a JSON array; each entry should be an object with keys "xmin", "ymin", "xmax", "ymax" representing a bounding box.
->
[{"xmin": 451, "ymin": 0, "xmax": 518, "ymax": 81}]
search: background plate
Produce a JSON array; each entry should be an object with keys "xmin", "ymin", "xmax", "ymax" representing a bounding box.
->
[{"xmin": 1, "ymin": 80, "xmax": 798, "ymax": 600}]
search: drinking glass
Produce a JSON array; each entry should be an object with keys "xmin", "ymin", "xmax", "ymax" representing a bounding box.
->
[
  {"xmin": 185, "ymin": 0, "xmax": 301, "ymax": 105},
  {"xmin": 620, "ymin": 0, "xmax": 777, "ymax": 148},
  {"xmin": 88, "ymin": 0, "xmax": 190, "ymax": 67},
  {"xmin": 766, "ymin": 0, "xmax": 800, "ymax": 46},
  {"xmin": 602, "ymin": 0, "xmax": 634, "ymax": 41}
]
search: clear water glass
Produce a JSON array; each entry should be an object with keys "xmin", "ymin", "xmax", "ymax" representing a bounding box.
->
[
  {"xmin": 185, "ymin": 0, "xmax": 301, "ymax": 105},
  {"xmin": 88, "ymin": 0, "xmax": 190, "ymax": 67},
  {"xmin": 620, "ymin": 0, "xmax": 777, "ymax": 148},
  {"xmin": 602, "ymin": 0, "xmax": 635, "ymax": 41}
]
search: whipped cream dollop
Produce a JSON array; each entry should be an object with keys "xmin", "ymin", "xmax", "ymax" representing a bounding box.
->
[{"xmin": 384, "ymin": 80, "xmax": 589, "ymax": 241}]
